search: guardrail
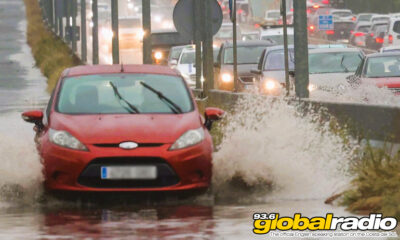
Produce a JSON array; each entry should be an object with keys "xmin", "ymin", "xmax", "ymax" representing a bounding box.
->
[{"xmin": 195, "ymin": 89, "xmax": 400, "ymax": 143}]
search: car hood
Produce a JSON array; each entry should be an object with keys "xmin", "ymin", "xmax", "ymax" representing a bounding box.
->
[
  {"xmin": 309, "ymin": 72, "xmax": 353, "ymax": 87},
  {"xmin": 221, "ymin": 64, "xmax": 258, "ymax": 76},
  {"xmin": 362, "ymin": 77, "xmax": 400, "ymax": 88},
  {"xmin": 49, "ymin": 112, "xmax": 202, "ymax": 144}
]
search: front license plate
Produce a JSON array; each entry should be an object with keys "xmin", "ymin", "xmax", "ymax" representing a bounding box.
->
[{"xmin": 101, "ymin": 166, "xmax": 157, "ymax": 180}]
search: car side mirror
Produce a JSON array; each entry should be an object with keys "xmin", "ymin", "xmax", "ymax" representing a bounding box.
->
[
  {"xmin": 251, "ymin": 69, "xmax": 262, "ymax": 75},
  {"xmin": 169, "ymin": 59, "xmax": 178, "ymax": 66},
  {"xmin": 204, "ymin": 107, "xmax": 224, "ymax": 130},
  {"xmin": 22, "ymin": 110, "xmax": 43, "ymax": 126}
]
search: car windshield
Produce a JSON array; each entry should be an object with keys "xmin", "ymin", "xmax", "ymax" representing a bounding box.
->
[
  {"xmin": 309, "ymin": 52, "xmax": 362, "ymax": 74},
  {"xmin": 119, "ymin": 19, "xmax": 141, "ymax": 28},
  {"xmin": 261, "ymin": 35, "xmax": 294, "ymax": 45},
  {"xmin": 333, "ymin": 11, "xmax": 352, "ymax": 17},
  {"xmin": 57, "ymin": 74, "xmax": 193, "ymax": 114},
  {"xmin": 224, "ymin": 46, "xmax": 267, "ymax": 64},
  {"xmin": 365, "ymin": 56, "xmax": 400, "ymax": 78},
  {"xmin": 267, "ymin": 12, "xmax": 280, "ymax": 18},
  {"xmin": 373, "ymin": 24, "xmax": 388, "ymax": 33},
  {"xmin": 357, "ymin": 25, "xmax": 371, "ymax": 32},
  {"xmin": 358, "ymin": 15, "xmax": 372, "ymax": 21},
  {"xmin": 180, "ymin": 51, "xmax": 195, "ymax": 64},
  {"xmin": 169, "ymin": 47, "xmax": 184, "ymax": 60},
  {"xmin": 264, "ymin": 49, "xmax": 295, "ymax": 71},
  {"xmin": 215, "ymin": 27, "xmax": 233, "ymax": 39},
  {"xmin": 372, "ymin": 17, "xmax": 389, "ymax": 23}
]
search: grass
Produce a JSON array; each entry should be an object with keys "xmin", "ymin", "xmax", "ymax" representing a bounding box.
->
[
  {"xmin": 24, "ymin": 0, "xmax": 81, "ymax": 92},
  {"xmin": 342, "ymin": 143, "xmax": 400, "ymax": 219}
]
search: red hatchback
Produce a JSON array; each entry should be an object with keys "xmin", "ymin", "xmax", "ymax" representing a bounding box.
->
[{"xmin": 22, "ymin": 65, "xmax": 223, "ymax": 195}]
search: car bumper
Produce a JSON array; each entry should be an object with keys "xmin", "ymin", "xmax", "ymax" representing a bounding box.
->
[{"xmin": 41, "ymin": 137, "xmax": 212, "ymax": 192}]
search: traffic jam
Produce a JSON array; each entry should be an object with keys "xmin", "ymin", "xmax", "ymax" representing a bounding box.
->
[{"xmin": 148, "ymin": 0, "xmax": 400, "ymax": 97}]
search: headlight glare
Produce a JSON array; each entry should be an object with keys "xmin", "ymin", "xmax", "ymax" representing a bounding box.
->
[
  {"xmin": 265, "ymin": 80, "xmax": 277, "ymax": 90},
  {"xmin": 49, "ymin": 129, "xmax": 88, "ymax": 151},
  {"xmin": 308, "ymin": 84, "xmax": 317, "ymax": 92},
  {"xmin": 170, "ymin": 128, "xmax": 204, "ymax": 150},
  {"xmin": 221, "ymin": 73, "xmax": 233, "ymax": 83}
]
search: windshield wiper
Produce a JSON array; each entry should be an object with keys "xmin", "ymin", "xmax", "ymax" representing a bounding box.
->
[
  {"xmin": 340, "ymin": 56, "xmax": 350, "ymax": 73},
  {"xmin": 139, "ymin": 81, "xmax": 183, "ymax": 114},
  {"xmin": 109, "ymin": 81, "xmax": 140, "ymax": 114}
]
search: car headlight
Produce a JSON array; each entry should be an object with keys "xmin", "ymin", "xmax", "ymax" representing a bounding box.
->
[
  {"xmin": 49, "ymin": 129, "xmax": 88, "ymax": 151},
  {"xmin": 221, "ymin": 73, "xmax": 233, "ymax": 83},
  {"xmin": 264, "ymin": 79, "xmax": 279, "ymax": 90},
  {"xmin": 154, "ymin": 51, "xmax": 163, "ymax": 60},
  {"xmin": 169, "ymin": 127, "xmax": 204, "ymax": 150},
  {"xmin": 308, "ymin": 84, "xmax": 317, "ymax": 92}
]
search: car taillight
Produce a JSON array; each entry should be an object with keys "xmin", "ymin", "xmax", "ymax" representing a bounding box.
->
[
  {"xmin": 309, "ymin": 25, "xmax": 315, "ymax": 31},
  {"xmin": 313, "ymin": 4, "xmax": 320, "ymax": 9},
  {"xmin": 254, "ymin": 24, "xmax": 260, "ymax": 28},
  {"xmin": 370, "ymin": 33, "xmax": 374, "ymax": 37},
  {"xmin": 326, "ymin": 30, "xmax": 335, "ymax": 35},
  {"xmin": 389, "ymin": 34, "xmax": 393, "ymax": 44},
  {"xmin": 376, "ymin": 37, "xmax": 384, "ymax": 44},
  {"xmin": 352, "ymin": 17, "xmax": 356, "ymax": 21},
  {"xmin": 237, "ymin": 9, "xmax": 243, "ymax": 14},
  {"xmin": 307, "ymin": 9, "xmax": 311, "ymax": 14},
  {"xmin": 354, "ymin": 32, "xmax": 365, "ymax": 37},
  {"xmin": 322, "ymin": 0, "xmax": 329, "ymax": 4}
]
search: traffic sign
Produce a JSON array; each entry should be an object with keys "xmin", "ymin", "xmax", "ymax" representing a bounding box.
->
[
  {"xmin": 318, "ymin": 15, "xmax": 334, "ymax": 30},
  {"xmin": 173, "ymin": 0, "xmax": 223, "ymax": 40}
]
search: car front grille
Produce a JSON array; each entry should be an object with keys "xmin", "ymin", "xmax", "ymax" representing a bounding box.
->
[
  {"xmin": 93, "ymin": 143, "xmax": 164, "ymax": 148},
  {"xmin": 78, "ymin": 157, "xmax": 180, "ymax": 188},
  {"xmin": 239, "ymin": 76, "xmax": 255, "ymax": 83}
]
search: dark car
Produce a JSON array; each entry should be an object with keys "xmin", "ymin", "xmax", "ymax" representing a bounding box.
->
[
  {"xmin": 213, "ymin": 40, "xmax": 276, "ymax": 91},
  {"xmin": 349, "ymin": 22, "xmax": 371, "ymax": 47},
  {"xmin": 365, "ymin": 21, "xmax": 389, "ymax": 50},
  {"xmin": 326, "ymin": 20, "xmax": 354, "ymax": 41}
]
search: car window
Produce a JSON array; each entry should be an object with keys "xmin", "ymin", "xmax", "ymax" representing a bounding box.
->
[
  {"xmin": 119, "ymin": 19, "xmax": 141, "ymax": 28},
  {"xmin": 223, "ymin": 46, "xmax": 267, "ymax": 64},
  {"xmin": 267, "ymin": 12, "xmax": 280, "ymax": 18},
  {"xmin": 264, "ymin": 49, "xmax": 295, "ymax": 71},
  {"xmin": 364, "ymin": 56, "xmax": 400, "ymax": 78},
  {"xmin": 179, "ymin": 51, "xmax": 195, "ymax": 64},
  {"xmin": 57, "ymin": 74, "xmax": 193, "ymax": 114},
  {"xmin": 215, "ymin": 27, "xmax": 232, "ymax": 39},
  {"xmin": 261, "ymin": 35, "xmax": 294, "ymax": 45},
  {"xmin": 393, "ymin": 21, "xmax": 400, "ymax": 34},
  {"xmin": 309, "ymin": 52, "xmax": 362, "ymax": 74},
  {"xmin": 333, "ymin": 11, "xmax": 352, "ymax": 18},
  {"xmin": 169, "ymin": 47, "xmax": 183, "ymax": 61},
  {"xmin": 358, "ymin": 15, "xmax": 372, "ymax": 22},
  {"xmin": 357, "ymin": 25, "xmax": 371, "ymax": 32},
  {"xmin": 373, "ymin": 24, "xmax": 388, "ymax": 33}
]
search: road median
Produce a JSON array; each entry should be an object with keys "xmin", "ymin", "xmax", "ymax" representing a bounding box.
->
[{"xmin": 24, "ymin": 0, "xmax": 81, "ymax": 92}]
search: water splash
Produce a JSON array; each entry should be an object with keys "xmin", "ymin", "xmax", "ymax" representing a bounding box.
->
[
  {"xmin": 212, "ymin": 95, "xmax": 356, "ymax": 201},
  {"xmin": 311, "ymin": 81, "xmax": 400, "ymax": 106},
  {"xmin": 0, "ymin": 113, "xmax": 43, "ymax": 205}
]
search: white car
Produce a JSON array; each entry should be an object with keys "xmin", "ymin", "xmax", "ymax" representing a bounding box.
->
[
  {"xmin": 382, "ymin": 16, "xmax": 400, "ymax": 48},
  {"xmin": 331, "ymin": 9, "xmax": 355, "ymax": 22},
  {"xmin": 308, "ymin": 48, "xmax": 364, "ymax": 93},
  {"xmin": 264, "ymin": 10, "xmax": 281, "ymax": 25},
  {"xmin": 175, "ymin": 47, "xmax": 219, "ymax": 87},
  {"xmin": 260, "ymin": 27, "xmax": 294, "ymax": 45},
  {"xmin": 370, "ymin": 14, "xmax": 390, "ymax": 24}
]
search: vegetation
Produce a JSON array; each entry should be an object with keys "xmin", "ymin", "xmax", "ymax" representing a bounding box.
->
[
  {"xmin": 24, "ymin": 0, "xmax": 81, "ymax": 92},
  {"xmin": 342, "ymin": 143, "xmax": 400, "ymax": 219}
]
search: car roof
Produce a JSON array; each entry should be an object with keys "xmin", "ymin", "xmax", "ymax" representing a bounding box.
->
[
  {"xmin": 371, "ymin": 21, "xmax": 389, "ymax": 26},
  {"xmin": 356, "ymin": 22, "xmax": 372, "ymax": 27},
  {"xmin": 63, "ymin": 65, "xmax": 180, "ymax": 78},
  {"xmin": 367, "ymin": 52, "xmax": 400, "ymax": 58},
  {"xmin": 222, "ymin": 40, "xmax": 276, "ymax": 47},
  {"xmin": 309, "ymin": 47, "xmax": 362, "ymax": 54}
]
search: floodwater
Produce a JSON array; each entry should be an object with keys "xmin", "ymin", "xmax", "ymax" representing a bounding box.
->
[{"xmin": 0, "ymin": 0, "xmax": 395, "ymax": 239}]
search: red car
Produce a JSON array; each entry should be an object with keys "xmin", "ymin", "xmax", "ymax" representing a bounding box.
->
[
  {"xmin": 347, "ymin": 52, "xmax": 400, "ymax": 95},
  {"xmin": 22, "ymin": 65, "xmax": 223, "ymax": 195}
]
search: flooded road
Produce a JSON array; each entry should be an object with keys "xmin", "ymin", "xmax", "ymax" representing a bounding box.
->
[{"xmin": 0, "ymin": 0, "xmax": 387, "ymax": 239}]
